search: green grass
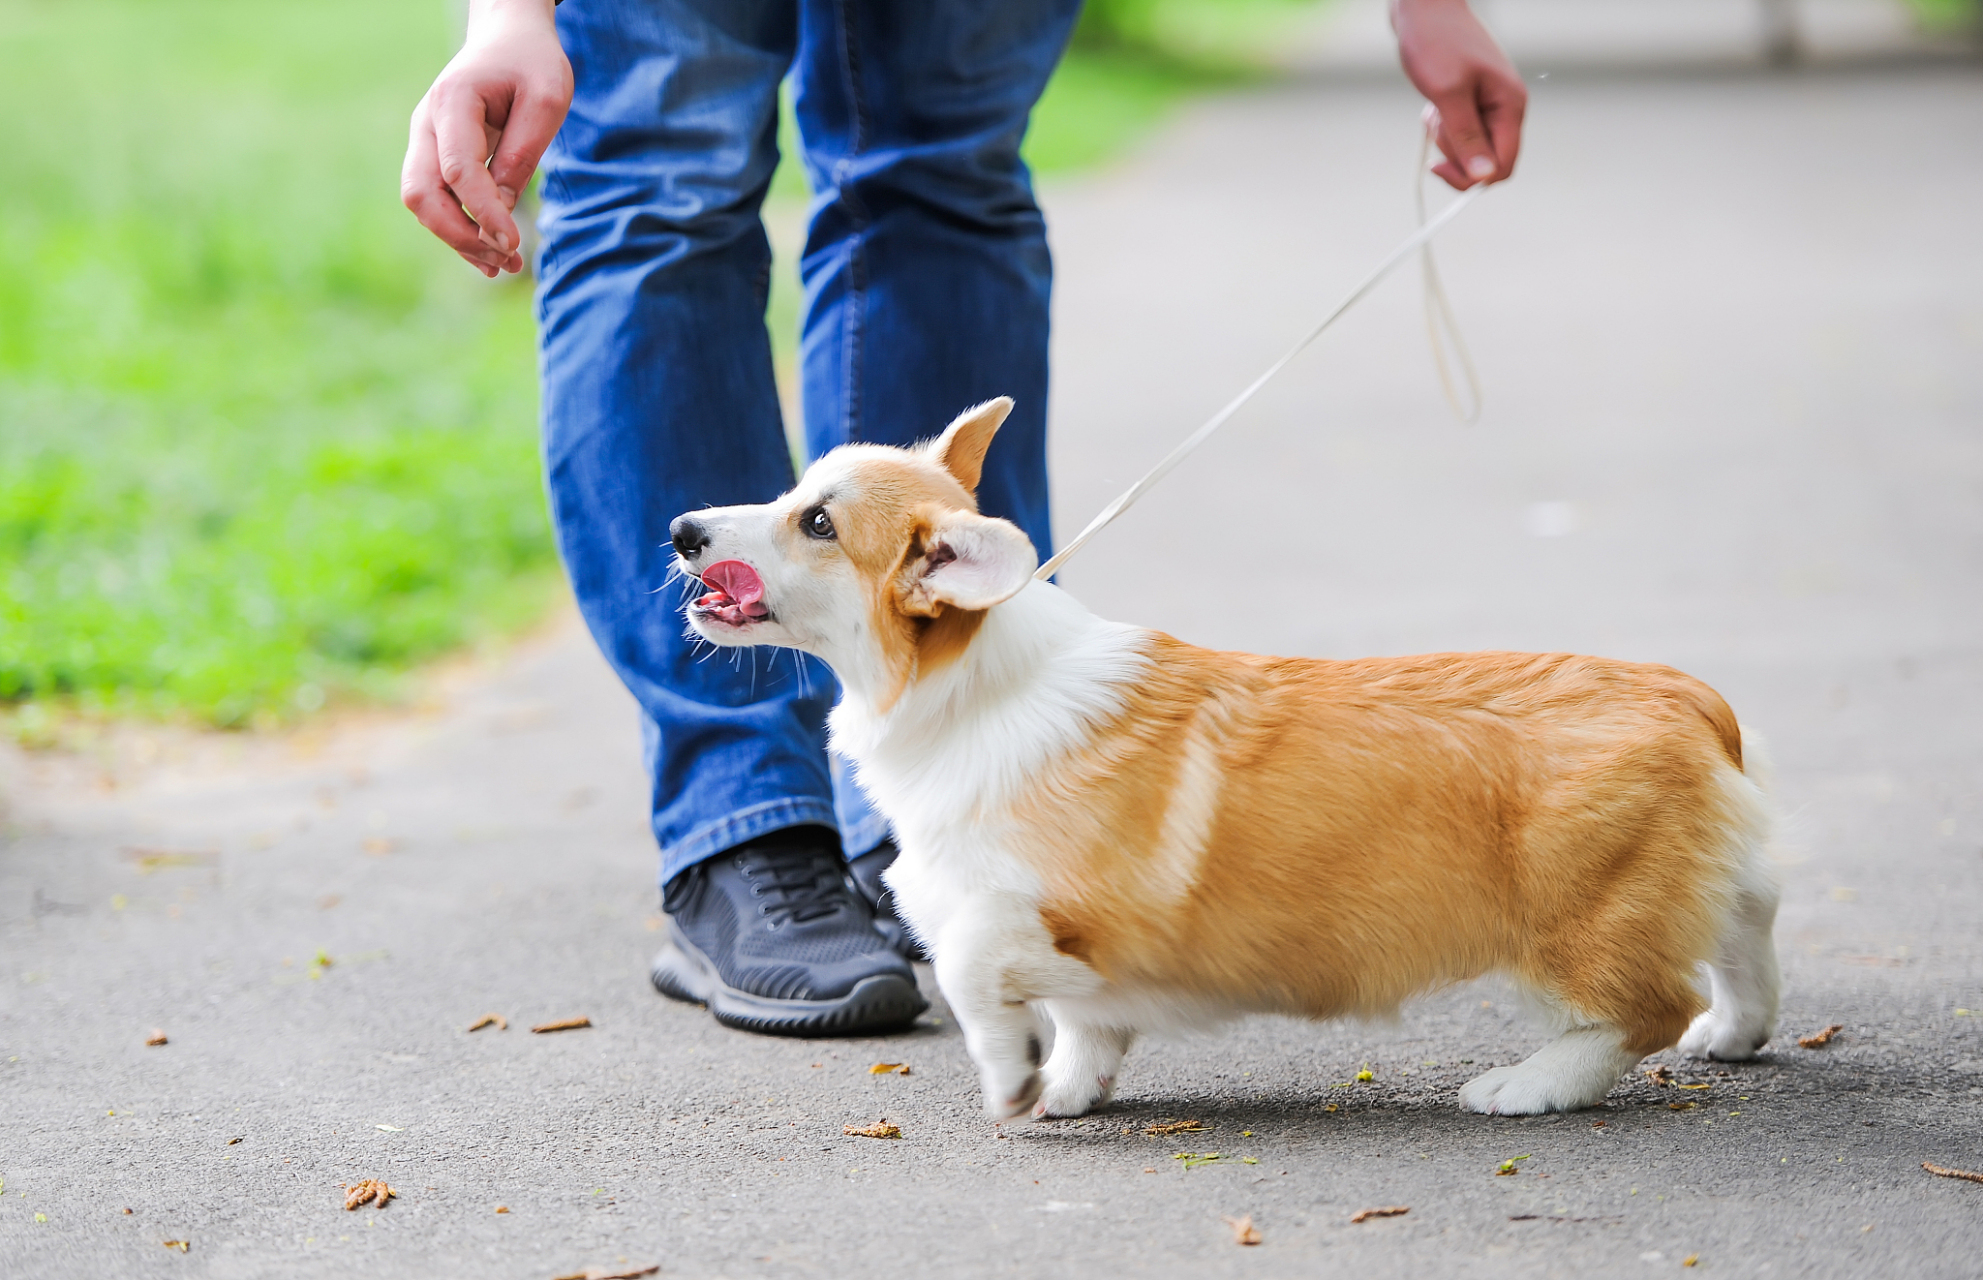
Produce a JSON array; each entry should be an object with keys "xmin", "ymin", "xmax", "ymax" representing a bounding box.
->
[
  {"xmin": 1, "ymin": 0, "xmax": 551, "ymax": 727},
  {"xmin": 0, "ymin": 0, "xmax": 1302, "ymax": 730},
  {"xmin": 1903, "ymin": 0, "xmax": 1981, "ymax": 30}
]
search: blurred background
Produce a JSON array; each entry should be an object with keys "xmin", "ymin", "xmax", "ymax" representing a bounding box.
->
[{"xmin": 0, "ymin": 0, "xmax": 1976, "ymax": 740}]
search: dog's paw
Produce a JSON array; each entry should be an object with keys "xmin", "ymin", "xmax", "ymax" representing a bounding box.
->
[
  {"xmin": 1677, "ymin": 1009, "xmax": 1769, "ymax": 1061},
  {"xmin": 1033, "ymin": 1070, "xmax": 1116, "ymax": 1120},
  {"xmin": 982, "ymin": 1068, "xmax": 1044, "ymax": 1121},
  {"xmin": 1458, "ymin": 1063, "xmax": 1607, "ymax": 1116}
]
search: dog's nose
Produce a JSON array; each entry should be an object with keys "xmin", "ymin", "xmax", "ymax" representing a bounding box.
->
[{"xmin": 670, "ymin": 515, "xmax": 710, "ymax": 559}]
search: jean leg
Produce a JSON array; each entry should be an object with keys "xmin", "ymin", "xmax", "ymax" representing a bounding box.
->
[
  {"xmin": 790, "ymin": 0, "xmax": 1080, "ymax": 561},
  {"xmin": 792, "ymin": 0, "xmax": 1079, "ymax": 855},
  {"xmin": 538, "ymin": 0, "xmax": 841, "ymax": 886}
]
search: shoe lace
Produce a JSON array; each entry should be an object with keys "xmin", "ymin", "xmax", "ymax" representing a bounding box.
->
[{"xmin": 738, "ymin": 848, "xmax": 850, "ymax": 927}]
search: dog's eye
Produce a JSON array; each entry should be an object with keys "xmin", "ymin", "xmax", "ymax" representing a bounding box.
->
[{"xmin": 803, "ymin": 506, "xmax": 836, "ymax": 541}]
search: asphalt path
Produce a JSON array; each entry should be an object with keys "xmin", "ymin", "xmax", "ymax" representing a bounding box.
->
[{"xmin": 4, "ymin": 65, "xmax": 1982, "ymax": 1279}]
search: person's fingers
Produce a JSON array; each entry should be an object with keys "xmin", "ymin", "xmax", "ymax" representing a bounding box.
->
[
  {"xmin": 458, "ymin": 249, "xmax": 500, "ymax": 279},
  {"xmin": 430, "ymin": 79, "xmax": 520, "ymax": 258},
  {"xmin": 1430, "ymin": 158, "xmax": 1469, "ymax": 190},
  {"xmin": 1430, "ymin": 87, "xmax": 1498, "ymax": 188},
  {"xmin": 1479, "ymin": 72, "xmax": 1527, "ymax": 180},
  {"xmin": 1422, "ymin": 104, "xmax": 1466, "ymax": 170},
  {"xmin": 403, "ymin": 98, "xmax": 509, "ymax": 267},
  {"xmin": 487, "ymin": 73, "xmax": 571, "ymax": 201}
]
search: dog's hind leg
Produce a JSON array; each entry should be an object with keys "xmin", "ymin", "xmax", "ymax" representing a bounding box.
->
[
  {"xmin": 1457, "ymin": 1025, "xmax": 1642, "ymax": 1115},
  {"xmin": 1678, "ymin": 873, "xmax": 1781, "ymax": 1061},
  {"xmin": 1032, "ymin": 1006, "xmax": 1134, "ymax": 1119}
]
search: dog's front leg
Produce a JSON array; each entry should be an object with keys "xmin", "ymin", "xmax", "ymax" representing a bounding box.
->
[
  {"xmin": 932, "ymin": 895, "xmax": 1103, "ymax": 1121},
  {"xmin": 1034, "ymin": 1006, "xmax": 1135, "ymax": 1119}
]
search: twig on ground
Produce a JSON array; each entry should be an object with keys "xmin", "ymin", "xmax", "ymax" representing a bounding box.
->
[
  {"xmin": 467, "ymin": 1014, "xmax": 507, "ymax": 1032},
  {"xmin": 531, "ymin": 1017, "xmax": 591, "ymax": 1034},
  {"xmin": 1144, "ymin": 1119, "xmax": 1207, "ymax": 1136},
  {"xmin": 1798, "ymin": 1023, "xmax": 1844, "ymax": 1049},
  {"xmin": 1923, "ymin": 1162, "xmax": 1983, "ymax": 1185},
  {"xmin": 1351, "ymin": 1206, "xmax": 1409, "ymax": 1224}
]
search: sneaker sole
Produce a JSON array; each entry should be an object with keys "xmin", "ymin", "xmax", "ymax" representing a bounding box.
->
[{"xmin": 650, "ymin": 932, "xmax": 928, "ymax": 1039}]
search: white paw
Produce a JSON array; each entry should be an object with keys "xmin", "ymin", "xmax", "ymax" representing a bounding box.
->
[
  {"xmin": 1458, "ymin": 1062, "xmax": 1610, "ymax": 1116},
  {"xmin": 1678, "ymin": 1009, "xmax": 1770, "ymax": 1061},
  {"xmin": 1033, "ymin": 1070, "xmax": 1116, "ymax": 1120},
  {"xmin": 982, "ymin": 1067, "xmax": 1044, "ymax": 1121}
]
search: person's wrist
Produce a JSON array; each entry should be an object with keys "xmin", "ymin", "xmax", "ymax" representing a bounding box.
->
[
  {"xmin": 466, "ymin": 0, "xmax": 557, "ymax": 35},
  {"xmin": 1391, "ymin": 0, "xmax": 1471, "ymax": 17}
]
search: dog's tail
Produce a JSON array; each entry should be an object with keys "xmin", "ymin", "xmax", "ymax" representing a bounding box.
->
[{"xmin": 1736, "ymin": 723, "xmax": 1774, "ymax": 793}]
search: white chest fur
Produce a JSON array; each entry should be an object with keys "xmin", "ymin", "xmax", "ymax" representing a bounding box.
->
[{"xmin": 827, "ymin": 582, "xmax": 1147, "ymax": 939}]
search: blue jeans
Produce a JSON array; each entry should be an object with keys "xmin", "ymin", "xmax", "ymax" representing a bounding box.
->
[{"xmin": 536, "ymin": 0, "xmax": 1080, "ymax": 887}]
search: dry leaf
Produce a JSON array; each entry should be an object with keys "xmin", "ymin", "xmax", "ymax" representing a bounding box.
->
[
  {"xmin": 226, "ymin": 1137, "xmax": 242, "ymax": 1146},
  {"xmin": 844, "ymin": 1121, "xmax": 901, "ymax": 1139},
  {"xmin": 1683, "ymin": 1255, "xmax": 1699, "ymax": 1267},
  {"xmin": 161, "ymin": 1240, "xmax": 190, "ymax": 1252},
  {"xmin": 531, "ymin": 1017, "xmax": 592, "ymax": 1034},
  {"xmin": 1798, "ymin": 1024, "xmax": 1844, "ymax": 1049},
  {"xmin": 869, "ymin": 1062, "xmax": 909, "ymax": 1075},
  {"xmin": 551, "ymin": 1266, "xmax": 660, "ymax": 1280},
  {"xmin": 342, "ymin": 1179, "xmax": 394, "ymax": 1211},
  {"xmin": 123, "ymin": 847, "xmax": 216, "ymax": 872},
  {"xmin": 1350, "ymin": 1206, "xmax": 1410, "ymax": 1224},
  {"xmin": 145, "ymin": 1029, "xmax": 168, "ymax": 1047},
  {"xmin": 1923, "ymin": 1161, "xmax": 1983, "ymax": 1185},
  {"xmin": 467, "ymin": 1014, "xmax": 508, "ymax": 1033},
  {"xmin": 1643, "ymin": 1065, "xmax": 1675, "ymax": 1086},
  {"xmin": 1676, "ymin": 1083, "xmax": 1712, "ymax": 1090},
  {"xmin": 495, "ymin": 1206, "xmax": 510, "ymax": 1214},
  {"xmin": 1223, "ymin": 1214, "xmax": 1262, "ymax": 1245},
  {"xmin": 1144, "ymin": 1119, "xmax": 1208, "ymax": 1137}
]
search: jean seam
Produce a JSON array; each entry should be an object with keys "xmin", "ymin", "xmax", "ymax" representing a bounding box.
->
[{"xmin": 831, "ymin": 0, "xmax": 870, "ymax": 444}]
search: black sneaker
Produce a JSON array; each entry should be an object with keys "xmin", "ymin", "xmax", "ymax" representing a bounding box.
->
[
  {"xmin": 848, "ymin": 839, "xmax": 930, "ymax": 963},
  {"xmin": 651, "ymin": 826, "xmax": 928, "ymax": 1037}
]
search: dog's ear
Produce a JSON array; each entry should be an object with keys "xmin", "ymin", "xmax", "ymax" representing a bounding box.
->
[
  {"xmin": 901, "ymin": 507, "xmax": 1036, "ymax": 616},
  {"xmin": 925, "ymin": 397, "xmax": 1013, "ymax": 495}
]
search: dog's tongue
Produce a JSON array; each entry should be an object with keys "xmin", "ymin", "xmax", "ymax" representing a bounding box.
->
[{"xmin": 701, "ymin": 560, "xmax": 769, "ymax": 618}]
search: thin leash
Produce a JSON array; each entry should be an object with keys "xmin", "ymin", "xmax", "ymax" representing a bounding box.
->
[{"xmin": 1034, "ymin": 127, "xmax": 1489, "ymax": 582}]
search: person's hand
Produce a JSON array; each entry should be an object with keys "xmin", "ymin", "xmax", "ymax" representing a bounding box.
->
[
  {"xmin": 1391, "ymin": 0, "xmax": 1526, "ymax": 190},
  {"xmin": 401, "ymin": 0, "xmax": 573, "ymax": 277}
]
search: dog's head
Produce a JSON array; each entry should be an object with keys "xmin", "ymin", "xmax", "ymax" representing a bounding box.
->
[{"xmin": 671, "ymin": 398, "xmax": 1037, "ymax": 708}]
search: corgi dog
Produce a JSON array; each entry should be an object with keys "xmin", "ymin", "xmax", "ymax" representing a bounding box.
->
[{"xmin": 671, "ymin": 398, "xmax": 1781, "ymax": 1120}]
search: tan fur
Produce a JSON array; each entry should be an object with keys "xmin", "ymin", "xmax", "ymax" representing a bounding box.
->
[
  {"xmin": 814, "ymin": 447, "xmax": 1752, "ymax": 1058},
  {"xmin": 1017, "ymin": 641, "xmax": 1749, "ymax": 1056},
  {"xmin": 678, "ymin": 417, "xmax": 1779, "ymax": 1111}
]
